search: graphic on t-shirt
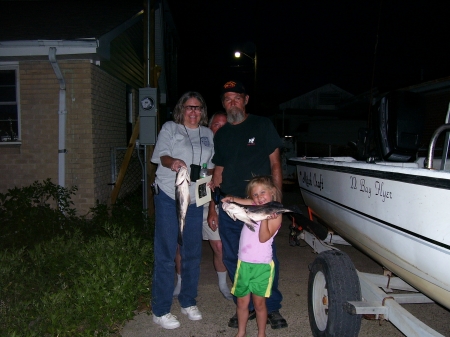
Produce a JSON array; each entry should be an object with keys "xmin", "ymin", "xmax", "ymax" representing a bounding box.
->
[
  {"xmin": 201, "ymin": 136, "xmax": 210, "ymax": 147},
  {"xmin": 247, "ymin": 137, "xmax": 255, "ymax": 146}
]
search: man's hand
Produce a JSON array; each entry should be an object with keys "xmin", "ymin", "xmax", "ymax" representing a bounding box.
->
[{"xmin": 207, "ymin": 202, "xmax": 219, "ymax": 231}]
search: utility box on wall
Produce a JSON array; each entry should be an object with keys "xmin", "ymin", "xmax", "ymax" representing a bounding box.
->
[{"xmin": 139, "ymin": 87, "xmax": 158, "ymax": 145}]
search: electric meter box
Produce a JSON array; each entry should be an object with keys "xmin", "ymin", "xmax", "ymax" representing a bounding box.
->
[{"xmin": 139, "ymin": 87, "xmax": 158, "ymax": 145}]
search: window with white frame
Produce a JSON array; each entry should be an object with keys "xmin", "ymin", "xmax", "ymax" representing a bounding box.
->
[{"xmin": 0, "ymin": 65, "xmax": 20, "ymax": 142}]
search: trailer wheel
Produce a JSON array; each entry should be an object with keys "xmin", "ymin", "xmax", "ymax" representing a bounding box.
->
[{"xmin": 308, "ymin": 250, "xmax": 362, "ymax": 337}]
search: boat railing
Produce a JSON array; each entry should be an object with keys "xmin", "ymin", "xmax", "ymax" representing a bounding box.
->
[{"xmin": 425, "ymin": 123, "xmax": 450, "ymax": 170}]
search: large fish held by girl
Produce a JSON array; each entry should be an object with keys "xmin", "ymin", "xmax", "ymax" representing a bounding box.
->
[{"xmin": 222, "ymin": 201, "xmax": 301, "ymax": 231}]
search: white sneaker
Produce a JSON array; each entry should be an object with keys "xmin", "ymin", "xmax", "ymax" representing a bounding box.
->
[
  {"xmin": 181, "ymin": 305, "xmax": 203, "ymax": 320},
  {"xmin": 152, "ymin": 313, "xmax": 180, "ymax": 329}
]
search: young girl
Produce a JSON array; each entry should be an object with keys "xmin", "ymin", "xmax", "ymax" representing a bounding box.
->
[{"xmin": 222, "ymin": 176, "xmax": 282, "ymax": 337}]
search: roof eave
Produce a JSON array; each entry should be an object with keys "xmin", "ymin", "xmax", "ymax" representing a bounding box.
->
[
  {"xmin": 0, "ymin": 10, "xmax": 143, "ymax": 59},
  {"xmin": 0, "ymin": 39, "xmax": 99, "ymax": 57}
]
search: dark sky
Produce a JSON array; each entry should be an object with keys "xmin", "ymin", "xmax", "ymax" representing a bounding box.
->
[{"xmin": 166, "ymin": 0, "xmax": 450, "ymax": 115}]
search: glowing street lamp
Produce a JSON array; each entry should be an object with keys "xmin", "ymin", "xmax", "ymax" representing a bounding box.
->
[{"xmin": 234, "ymin": 50, "xmax": 257, "ymax": 99}]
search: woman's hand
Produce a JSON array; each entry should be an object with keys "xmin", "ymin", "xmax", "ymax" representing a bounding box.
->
[
  {"xmin": 160, "ymin": 156, "xmax": 186, "ymax": 172},
  {"xmin": 170, "ymin": 159, "xmax": 187, "ymax": 172}
]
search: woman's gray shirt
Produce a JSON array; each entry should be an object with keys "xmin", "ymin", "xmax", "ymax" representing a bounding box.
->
[{"xmin": 151, "ymin": 121, "xmax": 214, "ymax": 202}]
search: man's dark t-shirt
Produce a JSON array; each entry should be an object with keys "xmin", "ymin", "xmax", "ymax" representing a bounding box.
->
[{"xmin": 213, "ymin": 114, "xmax": 282, "ymax": 198}]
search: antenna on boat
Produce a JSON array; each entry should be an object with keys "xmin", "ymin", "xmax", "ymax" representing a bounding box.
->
[{"xmin": 368, "ymin": 0, "xmax": 383, "ymax": 129}]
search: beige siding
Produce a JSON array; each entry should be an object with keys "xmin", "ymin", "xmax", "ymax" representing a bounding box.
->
[{"xmin": 101, "ymin": 23, "xmax": 145, "ymax": 90}]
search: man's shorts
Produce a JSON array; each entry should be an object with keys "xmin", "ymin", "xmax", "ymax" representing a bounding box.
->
[
  {"xmin": 231, "ymin": 260, "xmax": 275, "ymax": 298},
  {"xmin": 202, "ymin": 204, "xmax": 221, "ymax": 241}
]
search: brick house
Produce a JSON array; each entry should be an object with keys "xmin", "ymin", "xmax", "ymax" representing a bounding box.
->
[{"xmin": 0, "ymin": 1, "xmax": 178, "ymax": 215}]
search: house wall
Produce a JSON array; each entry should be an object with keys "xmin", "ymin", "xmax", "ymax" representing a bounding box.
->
[
  {"xmin": 0, "ymin": 61, "xmax": 59, "ymax": 190},
  {"xmin": 101, "ymin": 22, "xmax": 144, "ymax": 90},
  {"xmin": 0, "ymin": 60, "xmax": 132, "ymax": 215},
  {"xmin": 90, "ymin": 65, "xmax": 128, "ymax": 210}
]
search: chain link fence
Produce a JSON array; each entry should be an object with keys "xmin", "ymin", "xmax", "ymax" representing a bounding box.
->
[{"xmin": 111, "ymin": 146, "xmax": 145, "ymax": 200}]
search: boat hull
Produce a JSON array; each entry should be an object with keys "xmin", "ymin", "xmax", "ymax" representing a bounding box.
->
[{"xmin": 291, "ymin": 157, "xmax": 450, "ymax": 309}]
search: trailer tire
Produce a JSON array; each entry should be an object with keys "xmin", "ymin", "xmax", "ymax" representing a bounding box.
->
[{"xmin": 308, "ymin": 250, "xmax": 362, "ymax": 337}]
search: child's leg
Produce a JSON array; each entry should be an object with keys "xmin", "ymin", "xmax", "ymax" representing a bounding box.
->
[
  {"xmin": 252, "ymin": 294, "xmax": 267, "ymax": 337},
  {"xmin": 236, "ymin": 294, "xmax": 251, "ymax": 337}
]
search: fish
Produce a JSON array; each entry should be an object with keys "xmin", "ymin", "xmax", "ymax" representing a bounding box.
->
[
  {"xmin": 221, "ymin": 201, "xmax": 301, "ymax": 231},
  {"xmin": 175, "ymin": 166, "xmax": 190, "ymax": 245}
]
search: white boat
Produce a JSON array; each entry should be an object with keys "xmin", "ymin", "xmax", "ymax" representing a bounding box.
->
[{"xmin": 288, "ymin": 97, "xmax": 450, "ymax": 336}]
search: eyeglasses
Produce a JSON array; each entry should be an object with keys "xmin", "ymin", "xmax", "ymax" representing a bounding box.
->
[{"xmin": 183, "ymin": 105, "xmax": 203, "ymax": 112}]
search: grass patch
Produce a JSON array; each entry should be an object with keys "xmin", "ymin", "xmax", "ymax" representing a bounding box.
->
[{"xmin": 0, "ymin": 180, "xmax": 153, "ymax": 336}]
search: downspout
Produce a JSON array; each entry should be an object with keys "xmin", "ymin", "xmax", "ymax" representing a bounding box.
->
[
  {"xmin": 48, "ymin": 47, "xmax": 67, "ymax": 188},
  {"xmin": 146, "ymin": 0, "xmax": 150, "ymax": 87}
]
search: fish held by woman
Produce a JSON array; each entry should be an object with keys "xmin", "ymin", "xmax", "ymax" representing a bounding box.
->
[{"xmin": 175, "ymin": 166, "xmax": 190, "ymax": 245}]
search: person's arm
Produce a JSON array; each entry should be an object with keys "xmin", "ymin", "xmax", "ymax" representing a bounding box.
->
[
  {"xmin": 221, "ymin": 196, "xmax": 253, "ymax": 205},
  {"xmin": 211, "ymin": 165, "xmax": 224, "ymax": 187},
  {"xmin": 207, "ymin": 201, "xmax": 219, "ymax": 231},
  {"xmin": 160, "ymin": 155, "xmax": 186, "ymax": 172},
  {"xmin": 269, "ymin": 148, "xmax": 283, "ymax": 198},
  {"xmin": 207, "ymin": 165, "xmax": 224, "ymax": 230},
  {"xmin": 259, "ymin": 216, "xmax": 282, "ymax": 243}
]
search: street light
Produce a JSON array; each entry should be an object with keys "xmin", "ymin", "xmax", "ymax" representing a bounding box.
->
[{"xmin": 234, "ymin": 50, "xmax": 257, "ymax": 100}]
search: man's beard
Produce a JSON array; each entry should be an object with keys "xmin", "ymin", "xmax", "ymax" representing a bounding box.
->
[{"xmin": 227, "ymin": 107, "xmax": 246, "ymax": 124}]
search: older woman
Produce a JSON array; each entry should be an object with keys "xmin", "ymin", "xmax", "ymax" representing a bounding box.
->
[{"xmin": 150, "ymin": 91, "xmax": 214, "ymax": 329}]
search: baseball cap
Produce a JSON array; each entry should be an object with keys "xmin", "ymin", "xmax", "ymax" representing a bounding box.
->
[{"xmin": 221, "ymin": 80, "xmax": 246, "ymax": 95}]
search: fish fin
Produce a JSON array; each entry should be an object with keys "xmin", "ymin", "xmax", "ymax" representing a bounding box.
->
[
  {"xmin": 244, "ymin": 223, "xmax": 255, "ymax": 232},
  {"xmin": 286, "ymin": 205, "xmax": 303, "ymax": 214},
  {"xmin": 231, "ymin": 201, "xmax": 249, "ymax": 207},
  {"xmin": 267, "ymin": 201, "xmax": 284, "ymax": 207}
]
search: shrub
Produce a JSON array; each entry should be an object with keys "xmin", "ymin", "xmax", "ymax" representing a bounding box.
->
[
  {"xmin": 0, "ymin": 179, "xmax": 81, "ymax": 250},
  {"xmin": 0, "ymin": 181, "xmax": 154, "ymax": 336},
  {"xmin": 0, "ymin": 225, "xmax": 153, "ymax": 336}
]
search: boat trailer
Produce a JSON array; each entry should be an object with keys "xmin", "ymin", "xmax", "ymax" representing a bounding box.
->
[{"xmin": 300, "ymin": 222, "xmax": 445, "ymax": 337}]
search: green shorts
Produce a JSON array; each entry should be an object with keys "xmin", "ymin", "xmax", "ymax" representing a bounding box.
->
[{"xmin": 231, "ymin": 260, "xmax": 275, "ymax": 298}]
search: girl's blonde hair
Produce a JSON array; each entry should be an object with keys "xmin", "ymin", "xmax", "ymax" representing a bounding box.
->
[{"xmin": 246, "ymin": 175, "xmax": 282, "ymax": 202}]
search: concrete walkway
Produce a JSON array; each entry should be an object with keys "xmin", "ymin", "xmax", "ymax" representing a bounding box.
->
[{"xmin": 120, "ymin": 188, "xmax": 450, "ymax": 337}]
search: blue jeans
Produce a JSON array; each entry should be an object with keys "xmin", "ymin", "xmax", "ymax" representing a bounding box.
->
[
  {"xmin": 218, "ymin": 204, "xmax": 283, "ymax": 313},
  {"xmin": 151, "ymin": 189, "xmax": 203, "ymax": 317}
]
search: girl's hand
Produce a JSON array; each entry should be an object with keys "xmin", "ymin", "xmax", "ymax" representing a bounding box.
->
[
  {"xmin": 221, "ymin": 196, "xmax": 234, "ymax": 203},
  {"xmin": 267, "ymin": 213, "xmax": 279, "ymax": 220}
]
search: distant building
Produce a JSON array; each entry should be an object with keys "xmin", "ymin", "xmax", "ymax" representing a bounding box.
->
[
  {"xmin": 273, "ymin": 84, "xmax": 367, "ymax": 157},
  {"xmin": 274, "ymin": 79, "xmax": 450, "ymax": 160}
]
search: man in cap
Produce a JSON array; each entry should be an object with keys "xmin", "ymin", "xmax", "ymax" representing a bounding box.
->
[{"xmin": 208, "ymin": 80, "xmax": 287, "ymax": 329}]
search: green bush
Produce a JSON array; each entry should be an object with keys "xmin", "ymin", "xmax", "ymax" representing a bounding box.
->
[
  {"xmin": 0, "ymin": 181, "xmax": 154, "ymax": 336},
  {"xmin": 0, "ymin": 225, "xmax": 153, "ymax": 336},
  {"xmin": 0, "ymin": 178, "xmax": 81, "ymax": 250},
  {"xmin": 89, "ymin": 189, "xmax": 153, "ymax": 238}
]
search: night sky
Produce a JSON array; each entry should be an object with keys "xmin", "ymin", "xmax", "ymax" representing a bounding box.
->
[{"xmin": 166, "ymin": 0, "xmax": 450, "ymax": 115}]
